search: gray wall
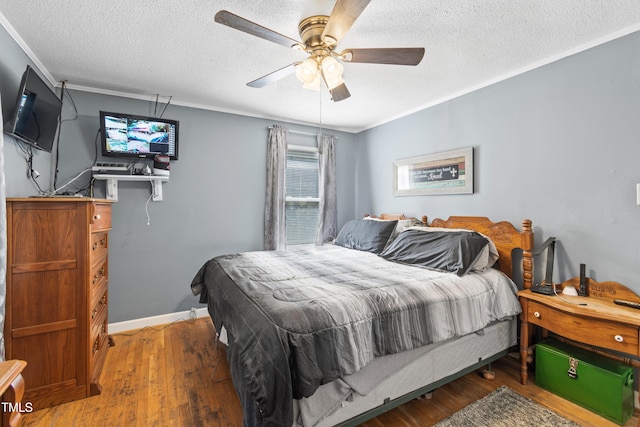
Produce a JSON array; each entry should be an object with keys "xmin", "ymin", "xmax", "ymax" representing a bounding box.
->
[
  {"xmin": 0, "ymin": 25, "xmax": 360, "ymax": 322},
  {"xmin": 3, "ymin": 20, "xmax": 640, "ymax": 320},
  {"xmin": 357, "ymin": 31, "xmax": 640, "ymax": 291}
]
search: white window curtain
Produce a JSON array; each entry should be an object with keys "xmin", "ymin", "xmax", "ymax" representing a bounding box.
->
[
  {"xmin": 315, "ymin": 134, "xmax": 337, "ymax": 245},
  {"xmin": 0, "ymin": 90, "xmax": 6, "ymax": 360},
  {"xmin": 264, "ymin": 125, "xmax": 288, "ymax": 250}
]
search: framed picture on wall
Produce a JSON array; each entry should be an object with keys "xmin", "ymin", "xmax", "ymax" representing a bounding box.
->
[{"xmin": 393, "ymin": 147, "xmax": 474, "ymax": 196}]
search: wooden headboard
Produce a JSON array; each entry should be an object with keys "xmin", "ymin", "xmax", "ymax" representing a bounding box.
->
[{"xmin": 429, "ymin": 216, "xmax": 534, "ymax": 288}]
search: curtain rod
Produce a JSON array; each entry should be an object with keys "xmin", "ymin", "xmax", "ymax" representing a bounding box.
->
[{"xmin": 268, "ymin": 126, "xmax": 338, "ymax": 139}]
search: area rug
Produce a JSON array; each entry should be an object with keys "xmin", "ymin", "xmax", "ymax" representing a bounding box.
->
[{"xmin": 435, "ymin": 386, "xmax": 581, "ymax": 427}]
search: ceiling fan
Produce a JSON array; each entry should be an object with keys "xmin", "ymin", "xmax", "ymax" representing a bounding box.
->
[{"xmin": 214, "ymin": 0, "xmax": 425, "ymax": 102}]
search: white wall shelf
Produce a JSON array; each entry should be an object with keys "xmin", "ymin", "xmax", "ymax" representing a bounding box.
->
[{"xmin": 93, "ymin": 174, "xmax": 169, "ymax": 201}]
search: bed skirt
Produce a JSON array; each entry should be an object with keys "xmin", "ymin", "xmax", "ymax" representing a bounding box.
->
[{"xmin": 292, "ymin": 317, "xmax": 517, "ymax": 427}]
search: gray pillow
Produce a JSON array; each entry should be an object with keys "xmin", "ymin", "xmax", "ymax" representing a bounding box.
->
[
  {"xmin": 335, "ymin": 219, "xmax": 398, "ymax": 254},
  {"xmin": 379, "ymin": 229, "xmax": 489, "ymax": 276}
]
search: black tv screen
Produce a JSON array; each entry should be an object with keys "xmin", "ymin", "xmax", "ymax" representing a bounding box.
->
[
  {"xmin": 100, "ymin": 111, "xmax": 179, "ymax": 160},
  {"xmin": 4, "ymin": 65, "xmax": 62, "ymax": 153}
]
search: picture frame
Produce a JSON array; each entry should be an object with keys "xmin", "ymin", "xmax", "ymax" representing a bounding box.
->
[{"xmin": 393, "ymin": 147, "xmax": 474, "ymax": 196}]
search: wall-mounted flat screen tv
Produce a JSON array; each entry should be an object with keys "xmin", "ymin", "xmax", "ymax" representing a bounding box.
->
[
  {"xmin": 3, "ymin": 65, "xmax": 62, "ymax": 153},
  {"xmin": 100, "ymin": 111, "xmax": 179, "ymax": 160}
]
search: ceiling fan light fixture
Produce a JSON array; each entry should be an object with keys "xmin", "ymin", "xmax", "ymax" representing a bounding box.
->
[
  {"xmin": 321, "ymin": 56, "xmax": 344, "ymax": 89},
  {"xmin": 303, "ymin": 73, "xmax": 321, "ymax": 91},
  {"xmin": 295, "ymin": 58, "xmax": 319, "ymax": 84},
  {"xmin": 321, "ymin": 56, "xmax": 343, "ymax": 79}
]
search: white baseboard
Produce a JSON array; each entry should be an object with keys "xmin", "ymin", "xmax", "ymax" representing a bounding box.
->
[{"xmin": 108, "ymin": 307, "xmax": 209, "ymax": 334}]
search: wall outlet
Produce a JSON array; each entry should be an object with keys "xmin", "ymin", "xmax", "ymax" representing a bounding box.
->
[{"xmin": 190, "ymin": 307, "xmax": 197, "ymax": 319}]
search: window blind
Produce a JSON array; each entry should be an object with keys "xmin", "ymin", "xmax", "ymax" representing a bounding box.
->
[{"xmin": 286, "ymin": 148, "xmax": 319, "ymax": 246}]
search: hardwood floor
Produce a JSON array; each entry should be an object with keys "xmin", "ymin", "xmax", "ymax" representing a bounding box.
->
[{"xmin": 22, "ymin": 317, "xmax": 638, "ymax": 427}]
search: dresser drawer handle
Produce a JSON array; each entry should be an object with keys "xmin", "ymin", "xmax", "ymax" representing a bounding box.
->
[
  {"xmin": 95, "ymin": 214, "xmax": 101, "ymax": 221},
  {"xmin": 92, "ymin": 242, "xmax": 98, "ymax": 250},
  {"xmin": 533, "ymin": 311, "xmax": 541, "ymax": 318},
  {"xmin": 615, "ymin": 335, "xmax": 624, "ymax": 343},
  {"xmin": 92, "ymin": 308, "xmax": 98, "ymax": 319}
]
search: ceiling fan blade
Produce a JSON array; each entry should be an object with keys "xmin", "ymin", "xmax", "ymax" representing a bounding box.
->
[
  {"xmin": 341, "ymin": 48, "xmax": 425, "ymax": 65},
  {"xmin": 329, "ymin": 82, "xmax": 351, "ymax": 102},
  {"xmin": 247, "ymin": 63, "xmax": 299, "ymax": 88},
  {"xmin": 215, "ymin": 10, "xmax": 302, "ymax": 49},
  {"xmin": 322, "ymin": 0, "xmax": 371, "ymax": 46},
  {"xmin": 319, "ymin": 68, "xmax": 351, "ymax": 102}
]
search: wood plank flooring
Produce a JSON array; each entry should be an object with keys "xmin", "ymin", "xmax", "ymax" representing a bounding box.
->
[{"xmin": 21, "ymin": 317, "xmax": 638, "ymax": 427}]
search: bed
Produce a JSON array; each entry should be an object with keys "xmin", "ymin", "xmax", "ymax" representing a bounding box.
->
[{"xmin": 190, "ymin": 214, "xmax": 534, "ymax": 427}]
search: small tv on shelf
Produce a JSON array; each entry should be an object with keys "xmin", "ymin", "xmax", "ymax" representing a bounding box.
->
[
  {"xmin": 4, "ymin": 65, "xmax": 63, "ymax": 153},
  {"xmin": 100, "ymin": 111, "xmax": 179, "ymax": 160}
]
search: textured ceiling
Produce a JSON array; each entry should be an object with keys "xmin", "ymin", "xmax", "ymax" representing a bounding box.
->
[{"xmin": 1, "ymin": 1, "xmax": 640, "ymax": 133}]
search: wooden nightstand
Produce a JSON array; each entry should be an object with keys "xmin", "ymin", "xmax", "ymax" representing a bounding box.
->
[
  {"xmin": 0, "ymin": 359, "xmax": 27, "ymax": 427},
  {"xmin": 518, "ymin": 278, "xmax": 640, "ymax": 403}
]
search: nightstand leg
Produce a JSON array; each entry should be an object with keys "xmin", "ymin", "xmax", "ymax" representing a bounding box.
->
[{"xmin": 519, "ymin": 298, "xmax": 529, "ymax": 385}]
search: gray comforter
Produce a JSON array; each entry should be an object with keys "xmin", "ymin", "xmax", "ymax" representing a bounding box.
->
[{"xmin": 190, "ymin": 244, "xmax": 521, "ymax": 427}]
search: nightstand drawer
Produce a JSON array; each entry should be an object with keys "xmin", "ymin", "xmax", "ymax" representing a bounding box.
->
[{"xmin": 528, "ymin": 301, "xmax": 639, "ymax": 356}]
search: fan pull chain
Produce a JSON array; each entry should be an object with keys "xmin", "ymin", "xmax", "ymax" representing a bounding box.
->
[{"xmin": 318, "ymin": 87, "xmax": 323, "ymax": 136}]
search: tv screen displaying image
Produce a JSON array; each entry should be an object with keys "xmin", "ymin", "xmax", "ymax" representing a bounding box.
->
[
  {"xmin": 4, "ymin": 65, "xmax": 62, "ymax": 153},
  {"xmin": 100, "ymin": 111, "xmax": 179, "ymax": 160}
]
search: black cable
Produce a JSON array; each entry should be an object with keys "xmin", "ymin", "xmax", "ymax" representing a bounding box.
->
[
  {"xmin": 154, "ymin": 94, "xmax": 159, "ymax": 116},
  {"xmin": 93, "ymin": 128, "xmax": 100, "ymax": 165},
  {"xmin": 54, "ymin": 82, "xmax": 79, "ymax": 189},
  {"xmin": 60, "ymin": 84, "xmax": 79, "ymax": 124},
  {"xmin": 24, "ymin": 145, "xmax": 45, "ymax": 193},
  {"xmin": 159, "ymin": 96, "xmax": 172, "ymax": 118}
]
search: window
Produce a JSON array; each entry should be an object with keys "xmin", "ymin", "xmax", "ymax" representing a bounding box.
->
[{"xmin": 285, "ymin": 146, "xmax": 319, "ymax": 246}]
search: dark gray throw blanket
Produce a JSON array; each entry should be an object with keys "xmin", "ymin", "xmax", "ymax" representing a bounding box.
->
[{"xmin": 190, "ymin": 245, "xmax": 521, "ymax": 427}]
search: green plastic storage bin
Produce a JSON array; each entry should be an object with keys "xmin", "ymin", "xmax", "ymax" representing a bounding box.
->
[{"xmin": 536, "ymin": 339, "xmax": 634, "ymax": 425}]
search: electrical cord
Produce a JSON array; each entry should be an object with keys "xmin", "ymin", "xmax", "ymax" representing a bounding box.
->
[
  {"xmin": 111, "ymin": 316, "xmax": 198, "ymax": 337},
  {"xmin": 153, "ymin": 94, "xmax": 172, "ymax": 118},
  {"xmin": 50, "ymin": 167, "xmax": 92, "ymax": 195},
  {"xmin": 93, "ymin": 128, "xmax": 100, "ymax": 165},
  {"xmin": 547, "ymin": 280, "xmax": 588, "ymax": 306},
  {"xmin": 15, "ymin": 140, "xmax": 46, "ymax": 194},
  {"xmin": 145, "ymin": 184, "xmax": 153, "ymax": 225},
  {"xmin": 53, "ymin": 81, "xmax": 79, "ymax": 189},
  {"xmin": 159, "ymin": 96, "xmax": 172, "ymax": 118}
]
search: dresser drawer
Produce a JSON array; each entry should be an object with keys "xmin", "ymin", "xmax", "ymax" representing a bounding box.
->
[
  {"xmin": 90, "ymin": 287, "xmax": 108, "ymax": 327},
  {"xmin": 90, "ymin": 231, "xmax": 109, "ymax": 262},
  {"xmin": 91, "ymin": 307, "xmax": 108, "ymax": 364},
  {"xmin": 90, "ymin": 203, "xmax": 112, "ymax": 231},
  {"xmin": 91, "ymin": 258, "xmax": 108, "ymax": 291},
  {"xmin": 528, "ymin": 301, "xmax": 640, "ymax": 356}
]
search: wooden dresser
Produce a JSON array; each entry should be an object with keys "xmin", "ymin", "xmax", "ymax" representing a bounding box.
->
[{"xmin": 5, "ymin": 198, "xmax": 113, "ymax": 409}]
